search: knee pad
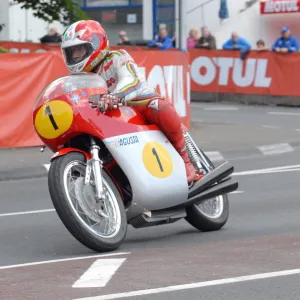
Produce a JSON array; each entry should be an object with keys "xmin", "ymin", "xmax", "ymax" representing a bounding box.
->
[{"xmin": 147, "ymin": 98, "xmax": 171, "ymax": 112}]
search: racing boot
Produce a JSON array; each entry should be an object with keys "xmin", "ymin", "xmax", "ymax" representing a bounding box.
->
[{"xmin": 173, "ymin": 138, "xmax": 197, "ymax": 183}]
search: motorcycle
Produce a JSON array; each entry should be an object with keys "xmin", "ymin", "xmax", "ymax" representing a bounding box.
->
[{"xmin": 32, "ymin": 73, "xmax": 238, "ymax": 252}]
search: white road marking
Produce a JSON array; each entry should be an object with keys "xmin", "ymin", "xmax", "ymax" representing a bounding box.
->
[
  {"xmin": 203, "ymin": 107, "xmax": 239, "ymax": 111},
  {"xmin": 0, "ymin": 209, "xmax": 55, "ymax": 217},
  {"xmin": 74, "ymin": 268, "xmax": 300, "ymax": 300},
  {"xmin": 296, "ymin": 129, "xmax": 300, "ymax": 132},
  {"xmin": 257, "ymin": 143, "xmax": 293, "ymax": 155},
  {"xmin": 6, "ymin": 165, "xmax": 300, "ymax": 220},
  {"xmin": 44, "ymin": 163, "xmax": 50, "ymax": 171},
  {"xmin": 230, "ymin": 191, "xmax": 244, "ymax": 194},
  {"xmin": 0, "ymin": 252, "xmax": 130, "ymax": 270},
  {"xmin": 262, "ymin": 125, "xmax": 279, "ymax": 129},
  {"xmin": 233, "ymin": 164, "xmax": 300, "ymax": 176},
  {"xmin": 72, "ymin": 258, "xmax": 127, "ymax": 288},
  {"xmin": 205, "ymin": 151, "xmax": 224, "ymax": 162},
  {"xmin": 268, "ymin": 112, "xmax": 300, "ymax": 116}
]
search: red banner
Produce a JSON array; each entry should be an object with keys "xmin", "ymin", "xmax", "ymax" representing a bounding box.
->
[
  {"xmin": 189, "ymin": 49, "xmax": 300, "ymax": 97},
  {"xmin": 0, "ymin": 51, "xmax": 189, "ymax": 148},
  {"xmin": 260, "ymin": 0, "xmax": 300, "ymax": 14}
]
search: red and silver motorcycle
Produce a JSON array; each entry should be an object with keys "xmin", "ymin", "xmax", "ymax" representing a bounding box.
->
[{"xmin": 33, "ymin": 73, "xmax": 238, "ymax": 252}]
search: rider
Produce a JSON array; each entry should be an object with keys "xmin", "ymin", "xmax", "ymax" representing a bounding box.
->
[{"xmin": 60, "ymin": 20, "xmax": 199, "ymax": 183}]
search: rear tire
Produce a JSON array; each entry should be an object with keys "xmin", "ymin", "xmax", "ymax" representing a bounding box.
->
[
  {"xmin": 48, "ymin": 152, "xmax": 127, "ymax": 252},
  {"xmin": 185, "ymin": 152, "xmax": 229, "ymax": 232}
]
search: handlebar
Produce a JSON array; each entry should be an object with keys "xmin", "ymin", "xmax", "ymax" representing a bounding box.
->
[{"xmin": 88, "ymin": 96, "xmax": 124, "ymax": 112}]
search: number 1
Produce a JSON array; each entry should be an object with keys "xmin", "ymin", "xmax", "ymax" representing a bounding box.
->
[
  {"xmin": 45, "ymin": 105, "xmax": 59, "ymax": 130},
  {"xmin": 152, "ymin": 147, "xmax": 164, "ymax": 172}
]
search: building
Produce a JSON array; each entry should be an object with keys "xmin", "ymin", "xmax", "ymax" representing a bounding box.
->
[{"xmin": 1, "ymin": 0, "xmax": 299, "ymax": 50}]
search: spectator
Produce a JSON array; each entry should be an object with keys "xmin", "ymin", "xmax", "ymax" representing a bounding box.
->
[
  {"xmin": 256, "ymin": 39, "xmax": 268, "ymax": 52},
  {"xmin": 272, "ymin": 26, "xmax": 299, "ymax": 53},
  {"xmin": 187, "ymin": 28, "xmax": 199, "ymax": 49},
  {"xmin": 147, "ymin": 28, "xmax": 173, "ymax": 50},
  {"xmin": 117, "ymin": 31, "xmax": 132, "ymax": 46},
  {"xmin": 40, "ymin": 27, "xmax": 61, "ymax": 44},
  {"xmin": 172, "ymin": 32, "xmax": 176, "ymax": 48},
  {"xmin": 195, "ymin": 26, "xmax": 216, "ymax": 50},
  {"xmin": 222, "ymin": 32, "xmax": 251, "ymax": 50}
]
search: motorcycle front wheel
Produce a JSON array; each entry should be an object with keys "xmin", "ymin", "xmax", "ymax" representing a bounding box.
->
[{"xmin": 48, "ymin": 152, "xmax": 127, "ymax": 252}]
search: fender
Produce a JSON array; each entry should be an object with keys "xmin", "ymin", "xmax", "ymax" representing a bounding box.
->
[
  {"xmin": 50, "ymin": 148, "xmax": 92, "ymax": 162},
  {"xmin": 50, "ymin": 148, "xmax": 125, "ymax": 201}
]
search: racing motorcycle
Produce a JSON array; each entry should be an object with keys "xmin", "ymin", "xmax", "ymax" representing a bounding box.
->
[{"xmin": 32, "ymin": 73, "xmax": 238, "ymax": 252}]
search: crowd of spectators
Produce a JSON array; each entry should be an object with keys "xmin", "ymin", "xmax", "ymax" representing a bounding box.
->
[
  {"xmin": 119, "ymin": 24, "xmax": 300, "ymax": 57},
  {"xmin": 39, "ymin": 24, "xmax": 300, "ymax": 57},
  {"xmin": 186, "ymin": 25, "xmax": 299, "ymax": 57}
]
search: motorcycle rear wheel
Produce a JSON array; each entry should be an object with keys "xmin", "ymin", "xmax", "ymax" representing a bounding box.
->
[
  {"xmin": 185, "ymin": 152, "xmax": 229, "ymax": 232},
  {"xmin": 48, "ymin": 152, "xmax": 127, "ymax": 252}
]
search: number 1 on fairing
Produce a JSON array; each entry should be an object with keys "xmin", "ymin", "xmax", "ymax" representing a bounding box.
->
[
  {"xmin": 45, "ymin": 105, "xmax": 59, "ymax": 130},
  {"xmin": 152, "ymin": 147, "xmax": 164, "ymax": 172}
]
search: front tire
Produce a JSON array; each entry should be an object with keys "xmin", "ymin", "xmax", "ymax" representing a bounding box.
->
[
  {"xmin": 185, "ymin": 152, "xmax": 229, "ymax": 232},
  {"xmin": 48, "ymin": 152, "xmax": 127, "ymax": 252}
]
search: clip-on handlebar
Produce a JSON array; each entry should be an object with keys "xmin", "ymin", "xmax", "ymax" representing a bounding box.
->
[{"xmin": 88, "ymin": 95, "xmax": 124, "ymax": 112}]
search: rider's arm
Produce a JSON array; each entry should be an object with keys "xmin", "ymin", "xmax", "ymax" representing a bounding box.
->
[{"xmin": 112, "ymin": 50, "xmax": 142, "ymax": 102}]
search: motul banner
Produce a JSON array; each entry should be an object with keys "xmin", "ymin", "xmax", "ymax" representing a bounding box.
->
[
  {"xmin": 0, "ymin": 51, "xmax": 189, "ymax": 148},
  {"xmin": 260, "ymin": 0, "xmax": 300, "ymax": 14},
  {"xmin": 189, "ymin": 49, "xmax": 300, "ymax": 97}
]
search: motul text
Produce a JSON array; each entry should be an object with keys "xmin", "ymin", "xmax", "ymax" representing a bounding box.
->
[
  {"xmin": 190, "ymin": 56, "xmax": 272, "ymax": 88},
  {"xmin": 261, "ymin": 0, "xmax": 300, "ymax": 14}
]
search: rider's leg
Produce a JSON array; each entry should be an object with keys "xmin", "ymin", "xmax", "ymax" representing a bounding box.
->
[{"xmin": 139, "ymin": 98, "xmax": 197, "ymax": 183}]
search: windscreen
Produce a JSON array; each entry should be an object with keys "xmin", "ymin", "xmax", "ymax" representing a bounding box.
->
[{"xmin": 34, "ymin": 73, "xmax": 108, "ymax": 109}]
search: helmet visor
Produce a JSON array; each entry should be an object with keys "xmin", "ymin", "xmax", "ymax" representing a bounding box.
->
[{"xmin": 62, "ymin": 43, "xmax": 94, "ymax": 66}]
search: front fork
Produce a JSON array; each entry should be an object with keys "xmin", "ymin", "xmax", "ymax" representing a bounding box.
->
[{"xmin": 85, "ymin": 137, "xmax": 104, "ymax": 200}]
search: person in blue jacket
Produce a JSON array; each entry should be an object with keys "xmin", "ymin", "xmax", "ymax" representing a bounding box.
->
[
  {"xmin": 148, "ymin": 28, "xmax": 173, "ymax": 50},
  {"xmin": 222, "ymin": 32, "xmax": 251, "ymax": 51},
  {"xmin": 272, "ymin": 26, "xmax": 299, "ymax": 53}
]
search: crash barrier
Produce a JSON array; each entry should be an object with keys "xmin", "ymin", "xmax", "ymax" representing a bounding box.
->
[
  {"xmin": 2, "ymin": 41, "xmax": 300, "ymax": 148},
  {"xmin": 2, "ymin": 41, "xmax": 300, "ymax": 97},
  {"xmin": 0, "ymin": 50, "xmax": 190, "ymax": 148}
]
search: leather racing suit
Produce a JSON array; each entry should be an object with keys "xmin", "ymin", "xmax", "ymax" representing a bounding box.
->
[{"xmin": 92, "ymin": 49, "xmax": 197, "ymax": 182}]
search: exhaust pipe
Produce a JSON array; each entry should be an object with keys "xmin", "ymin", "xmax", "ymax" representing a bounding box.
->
[
  {"xmin": 188, "ymin": 161, "xmax": 234, "ymax": 199},
  {"xmin": 167, "ymin": 178, "xmax": 238, "ymax": 210},
  {"xmin": 187, "ymin": 178, "xmax": 238, "ymax": 206}
]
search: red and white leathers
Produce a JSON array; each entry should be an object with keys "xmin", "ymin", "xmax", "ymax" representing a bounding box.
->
[{"xmin": 92, "ymin": 49, "xmax": 197, "ymax": 183}]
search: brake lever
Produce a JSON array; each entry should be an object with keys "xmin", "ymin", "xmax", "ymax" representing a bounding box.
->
[{"xmin": 112, "ymin": 102, "xmax": 123, "ymax": 109}]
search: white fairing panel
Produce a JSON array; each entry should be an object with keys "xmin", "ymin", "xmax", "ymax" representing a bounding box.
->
[{"xmin": 103, "ymin": 130, "xmax": 189, "ymax": 211}]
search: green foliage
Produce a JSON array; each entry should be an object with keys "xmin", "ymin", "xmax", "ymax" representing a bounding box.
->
[
  {"xmin": 0, "ymin": 47, "xmax": 8, "ymax": 53},
  {"xmin": 13, "ymin": 0, "xmax": 88, "ymax": 26}
]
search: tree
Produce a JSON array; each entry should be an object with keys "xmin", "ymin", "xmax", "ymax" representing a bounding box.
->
[{"xmin": 13, "ymin": 0, "xmax": 88, "ymax": 27}]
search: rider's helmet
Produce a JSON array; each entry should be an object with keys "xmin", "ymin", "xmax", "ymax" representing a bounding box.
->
[{"xmin": 61, "ymin": 20, "xmax": 109, "ymax": 73}]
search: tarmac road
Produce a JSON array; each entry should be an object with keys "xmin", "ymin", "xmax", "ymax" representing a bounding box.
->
[{"xmin": 0, "ymin": 103, "xmax": 300, "ymax": 300}]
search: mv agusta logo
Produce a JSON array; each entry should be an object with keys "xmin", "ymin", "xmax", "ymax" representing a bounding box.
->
[
  {"xmin": 108, "ymin": 135, "xmax": 139, "ymax": 148},
  {"xmin": 190, "ymin": 56, "xmax": 272, "ymax": 88}
]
